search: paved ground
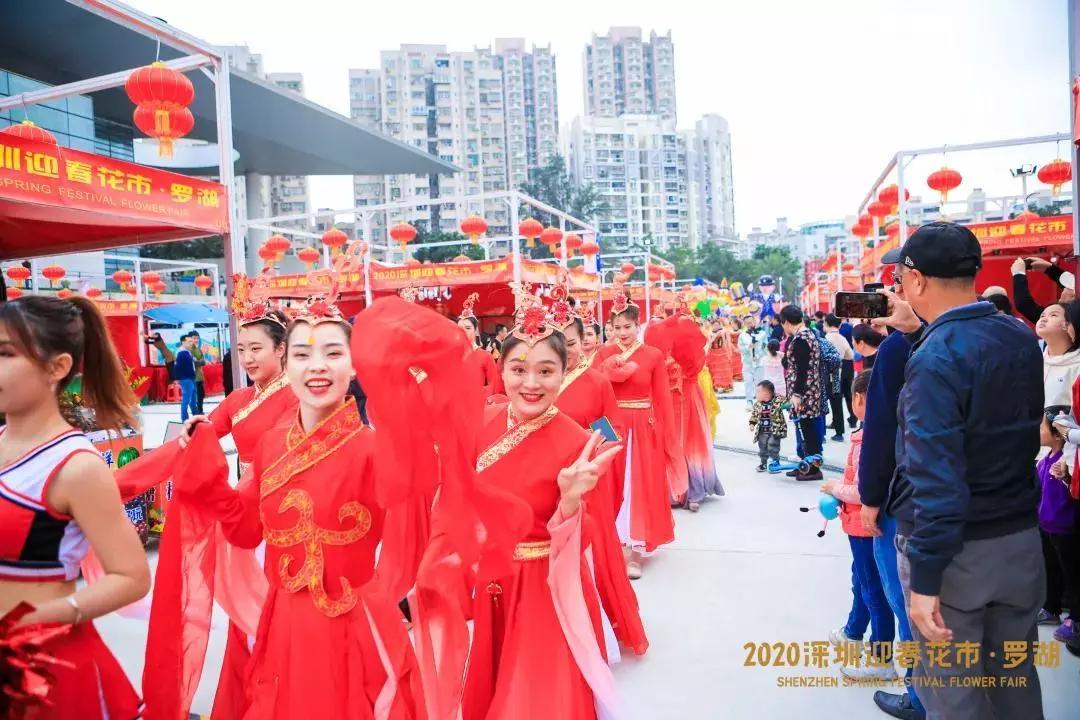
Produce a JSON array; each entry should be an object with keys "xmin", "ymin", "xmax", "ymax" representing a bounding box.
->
[{"xmin": 96, "ymin": 388, "xmax": 1080, "ymax": 718}]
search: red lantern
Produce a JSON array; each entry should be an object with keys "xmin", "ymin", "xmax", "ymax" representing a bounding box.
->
[
  {"xmin": 452, "ymin": 254, "xmax": 471, "ymax": 263},
  {"xmin": 580, "ymin": 240, "xmax": 600, "ymax": 257},
  {"xmin": 85, "ymin": 287, "xmax": 102, "ymax": 299},
  {"xmin": 459, "ymin": 215, "xmax": 488, "ymax": 246},
  {"xmin": 389, "ymin": 222, "xmax": 417, "ymax": 252},
  {"xmin": 297, "ymin": 246, "xmax": 321, "ymax": 270},
  {"xmin": 926, "ymin": 167, "xmax": 962, "ymax": 203},
  {"xmin": 1, "ymin": 120, "xmax": 57, "ymax": 145},
  {"xmin": 519, "ymin": 218, "xmax": 544, "ymax": 249},
  {"xmin": 321, "ymin": 227, "xmax": 349, "ymax": 253},
  {"xmin": 1038, "ymin": 159, "xmax": 1072, "ymax": 196},
  {"xmin": 851, "ymin": 222, "xmax": 872, "ymax": 242},
  {"xmin": 540, "ymin": 226, "xmax": 563, "ymax": 249},
  {"xmin": 265, "ymin": 234, "xmax": 291, "ymax": 257},
  {"xmin": 112, "ymin": 269, "xmax": 133, "ymax": 287},
  {"xmin": 125, "ymin": 62, "xmax": 196, "ymax": 158},
  {"xmin": 867, "ymin": 200, "xmax": 890, "ymax": 224},
  {"xmin": 149, "ymin": 280, "xmax": 167, "ymax": 295},
  {"xmin": 858, "ymin": 213, "xmax": 872, "ymax": 228},
  {"xmin": 6, "ymin": 287, "xmax": 22, "ymax": 300},
  {"xmin": 141, "ymin": 271, "xmax": 161, "ymax": 286},
  {"xmin": 132, "ymin": 105, "xmax": 194, "ymax": 158},
  {"xmin": 620, "ymin": 262, "xmax": 636, "ymax": 275},
  {"xmin": 41, "ymin": 265, "xmax": 65, "ymax": 287},
  {"xmin": 258, "ymin": 243, "xmax": 278, "ymax": 268},
  {"xmin": 193, "ymin": 274, "xmax": 213, "ymax": 294},
  {"xmin": 127, "ymin": 284, "xmax": 139, "ymax": 298},
  {"xmin": 5, "ymin": 265, "xmax": 30, "ymax": 286},
  {"xmin": 1015, "ymin": 210, "xmax": 1039, "ymax": 221},
  {"xmin": 57, "ymin": 289, "xmax": 73, "ymax": 300},
  {"xmin": 878, "ymin": 184, "xmax": 910, "ymax": 213},
  {"xmin": 564, "ymin": 233, "xmax": 583, "ymax": 258}
]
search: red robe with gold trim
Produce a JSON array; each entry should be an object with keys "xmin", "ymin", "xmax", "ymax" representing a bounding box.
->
[
  {"xmin": 595, "ymin": 341, "xmax": 678, "ymax": 551},
  {"xmin": 555, "ymin": 362, "xmax": 648, "ymax": 656}
]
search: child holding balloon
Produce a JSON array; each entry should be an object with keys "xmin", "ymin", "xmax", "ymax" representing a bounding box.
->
[{"xmin": 819, "ymin": 370, "xmax": 897, "ymax": 680}]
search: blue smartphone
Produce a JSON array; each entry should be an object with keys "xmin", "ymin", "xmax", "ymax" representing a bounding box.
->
[{"xmin": 589, "ymin": 416, "xmax": 620, "ymax": 443}]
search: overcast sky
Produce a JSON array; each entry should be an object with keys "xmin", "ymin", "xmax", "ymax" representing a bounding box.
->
[{"xmin": 134, "ymin": 0, "xmax": 1070, "ymax": 234}]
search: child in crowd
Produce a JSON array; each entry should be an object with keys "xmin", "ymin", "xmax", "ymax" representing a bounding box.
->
[
  {"xmin": 749, "ymin": 380, "xmax": 787, "ymax": 472},
  {"xmin": 820, "ymin": 370, "xmax": 897, "ymax": 680},
  {"xmin": 762, "ymin": 339, "xmax": 786, "ymax": 397},
  {"xmin": 1042, "ymin": 407, "xmax": 1080, "ymax": 644}
]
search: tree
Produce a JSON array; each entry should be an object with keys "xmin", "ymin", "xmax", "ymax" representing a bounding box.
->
[
  {"xmin": 139, "ymin": 237, "xmax": 224, "ymax": 260},
  {"xmin": 411, "ymin": 230, "xmax": 485, "ymax": 263},
  {"xmin": 656, "ymin": 243, "xmax": 803, "ymax": 298},
  {"xmin": 744, "ymin": 245, "xmax": 803, "ymax": 298},
  {"xmin": 519, "ymin": 156, "xmax": 609, "ymax": 240}
]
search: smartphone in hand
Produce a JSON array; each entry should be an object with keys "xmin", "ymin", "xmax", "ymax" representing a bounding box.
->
[
  {"xmin": 589, "ymin": 416, "xmax": 621, "ymax": 443},
  {"xmin": 834, "ymin": 292, "xmax": 888, "ymax": 319}
]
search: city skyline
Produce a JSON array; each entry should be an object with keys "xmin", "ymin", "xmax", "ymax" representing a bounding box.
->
[{"xmin": 131, "ymin": 0, "xmax": 1068, "ymax": 237}]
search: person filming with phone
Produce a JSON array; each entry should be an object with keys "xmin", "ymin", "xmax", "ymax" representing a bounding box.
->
[{"xmin": 873, "ymin": 222, "xmax": 1045, "ymax": 719}]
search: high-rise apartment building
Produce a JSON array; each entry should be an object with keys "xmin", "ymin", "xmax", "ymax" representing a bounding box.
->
[
  {"xmin": 266, "ymin": 72, "xmax": 310, "ymax": 232},
  {"xmin": 567, "ymin": 114, "xmax": 690, "ymax": 251},
  {"xmin": 348, "ymin": 40, "xmax": 558, "ymax": 249},
  {"xmin": 684, "ymin": 114, "xmax": 736, "ymax": 248},
  {"xmin": 583, "ymin": 28, "xmax": 676, "ymax": 121}
]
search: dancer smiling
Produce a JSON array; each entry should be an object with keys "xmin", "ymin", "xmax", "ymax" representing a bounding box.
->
[{"xmin": 595, "ymin": 286, "xmax": 679, "ymax": 579}]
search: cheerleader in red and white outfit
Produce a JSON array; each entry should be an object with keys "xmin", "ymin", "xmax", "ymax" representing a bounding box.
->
[{"xmin": 0, "ymin": 295, "xmax": 149, "ymax": 719}]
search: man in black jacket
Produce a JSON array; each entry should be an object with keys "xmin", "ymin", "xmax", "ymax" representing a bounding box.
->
[{"xmin": 880, "ymin": 223, "xmax": 1045, "ymax": 719}]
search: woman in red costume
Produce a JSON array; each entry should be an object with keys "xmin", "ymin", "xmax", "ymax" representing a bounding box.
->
[
  {"xmin": 134, "ymin": 288, "xmax": 466, "ymax": 720},
  {"xmin": 670, "ymin": 300, "xmax": 724, "ymax": 512},
  {"xmin": 0, "ymin": 296, "xmax": 149, "ymax": 719},
  {"xmin": 458, "ymin": 292, "xmax": 502, "ymax": 397},
  {"xmin": 579, "ymin": 301, "xmax": 603, "ymax": 366},
  {"xmin": 173, "ymin": 288, "xmax": 297, "ymax": 719},
  {"xmin": 551, "ymin": 291, "xmax": 648, "ymax": 658},
  {"xmin": 706, "ymin": 320, "xmax": 734, "ymax": 393},
  {"xmin": 410, "ymin": 288, "xmax": 625, "ymax": 720},
  {"xmin": 594, "ymin": 291, "xmax": 679, "ymax": 580},
  {"xmin": 729, "ymin": 318, "xmax": 744, "ymax": 381}
]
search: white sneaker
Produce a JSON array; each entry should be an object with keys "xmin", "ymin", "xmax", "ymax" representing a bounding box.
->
[
  {"xmin": 828, "ymin": 627, "xmax": 859, "ymax": 648},
  {"xmin": 840, "ymin": 662, "xmax": 899, "ymax": 681}
]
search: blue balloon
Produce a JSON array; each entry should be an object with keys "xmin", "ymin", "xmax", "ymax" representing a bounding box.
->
[{"xmin": 818, "ymin": 494, "xmax": 840, "ymax": 520}]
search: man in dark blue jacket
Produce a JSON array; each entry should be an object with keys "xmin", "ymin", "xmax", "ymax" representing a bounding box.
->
[{"xmin": 880, "ymin": 223, "xmax": 1044, "ymax": 719}]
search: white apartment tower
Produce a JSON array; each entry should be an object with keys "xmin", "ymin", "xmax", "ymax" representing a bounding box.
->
[
  {"xmin": 583, "ymin": 28, "xmax": 676, "ymax": 121},
  {"xmin": 567, "ymin": 114, "xmax": 690, "ymax": 251},
  {"xmin": 684, "ymin": 114, "xmax": 736, "ymax": 248},
  {"xmin": 266, "ymin": 72, "xmax": 311, "ymax": 232},
  {"xmin": 349, "ymin": 40, "xmax": 558, "ymax": 248}
]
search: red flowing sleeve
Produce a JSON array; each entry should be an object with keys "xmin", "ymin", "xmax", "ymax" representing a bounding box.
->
[
  {"xmin": 207, "ymin": 390, "xmax": 236, "ymax": 437},
  {"xmin": 650, "ymin": 351, "xmax": 681, "ymax": 467},
  {"xmin": 142, "ymin": 425, "xmax": 263, "ymax": 720}
]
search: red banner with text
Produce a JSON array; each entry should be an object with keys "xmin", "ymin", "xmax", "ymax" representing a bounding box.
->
[{"xmin": 0, "ymin": 133, "xmax": 228, "ymax": 233}]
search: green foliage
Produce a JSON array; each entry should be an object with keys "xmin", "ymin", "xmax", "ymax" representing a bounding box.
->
[
  {"xmin": 411, "ymin": 230, "xmax": 485, "ymax": 263},
  {"xmin": 139, "ymin": 236, "xmax": 225, "ymax": 260},
  {"xmin": 519, "ymin": 155, "xmax": 609, "ymax": 226},
  {"xmin": 656, "ymin": 244, "xmax": 803, "ymax": 296}
]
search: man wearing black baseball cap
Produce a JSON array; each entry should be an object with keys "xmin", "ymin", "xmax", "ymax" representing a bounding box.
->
[{"xmin": 877, "ymin": 222, "xmax": 1045, "ymax": 718}]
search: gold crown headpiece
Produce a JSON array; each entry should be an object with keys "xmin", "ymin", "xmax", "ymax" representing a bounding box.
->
[{"xmin": 231, "ymin": 272, "xmax": 287, "ymax": 329}]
